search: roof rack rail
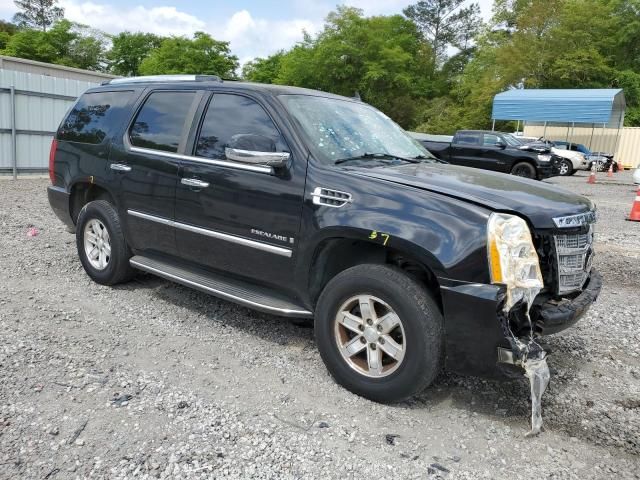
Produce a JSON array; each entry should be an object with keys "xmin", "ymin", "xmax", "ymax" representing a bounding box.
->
[{"xmin": 102, "ymin": 74, "xmax": 223, "ymax": 85}]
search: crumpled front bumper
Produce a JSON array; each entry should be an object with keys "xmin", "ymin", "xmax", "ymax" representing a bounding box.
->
[
  {"xmin": 533, "ymin": 269, "xmax": 602, "ymax": 335},
  {"xmin": 440, "ymin": 268, "xmax": 602, "ymax": 378}
]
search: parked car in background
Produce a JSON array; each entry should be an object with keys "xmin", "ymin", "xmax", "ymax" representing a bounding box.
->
[
  {"xmin": 633, "ymin": 168, "xmax": 640, "ymax": 185},
  {"xmin": 548, "ymin": 142, "xmax": 586, "ymax": 176},
  {"xmin": 551, "ymin": 141, "xmax": 617, "ymax": 173},
  {"xmin": 410, "ymin": 130, "xmax": 560, "ymax": 180}
]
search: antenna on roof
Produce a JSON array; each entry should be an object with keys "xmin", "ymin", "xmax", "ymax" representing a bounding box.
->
[{"xmin": 353, "ymin": 91, "xmax": 361, "ymax": 101}]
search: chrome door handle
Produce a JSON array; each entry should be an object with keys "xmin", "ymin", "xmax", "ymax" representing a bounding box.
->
[
  {"xmin": 181, "ymin": 178, "xmax": 210, "ymax": 188},
  {"xmin": 110, "ymin": 163, "xmax": 131, "ymax": 172}
]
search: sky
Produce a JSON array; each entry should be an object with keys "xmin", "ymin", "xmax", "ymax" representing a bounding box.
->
[{"xmin": 0, "ymin": 0, "xmax": 494, "ymax": 65}]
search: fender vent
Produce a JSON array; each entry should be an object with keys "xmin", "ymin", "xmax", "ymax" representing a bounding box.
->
[{"xmin": 311, "ymin": 187, "xmax": 352, "ymax": 208}]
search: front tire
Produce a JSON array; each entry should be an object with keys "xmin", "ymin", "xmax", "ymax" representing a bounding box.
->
[
  {"xmin": 315, "ymin": 264, "xmax": 444, "ymax": 403},
  {"xmin": 511, "ymin": 161, "xmax": 537, "ymax": 179},
  {"xmin": 558, "ymin": 159, "xmax": 573, "ymax": 176},
  {"xmin": 76, "ymin": 200, "xmax": 134, "ymax": 285}
]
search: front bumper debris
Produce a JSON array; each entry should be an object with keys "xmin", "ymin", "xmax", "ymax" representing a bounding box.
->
[
  {"xmin": 440, "ymin": 268, "xmax": 601, "ymax": 378},
  {"xmin": 533, "ymin": 269, "xmax": 602, "ymax": 335}
]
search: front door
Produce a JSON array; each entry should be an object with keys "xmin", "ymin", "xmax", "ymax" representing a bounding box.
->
[
  {"xmin": 109, "ymin": 89, "xmax": 202, "ymax": 257},
  {"xmin": 174, "ymin": 92, "xmax": 306, "ymax": 294}
]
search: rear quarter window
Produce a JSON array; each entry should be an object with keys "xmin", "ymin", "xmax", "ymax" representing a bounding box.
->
[{"xmin": 58, "ymin": 90, "xmax": 133, "ymax": 144}]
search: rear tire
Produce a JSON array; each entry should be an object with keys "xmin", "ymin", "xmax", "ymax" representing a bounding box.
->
[
  {"xmin": 558, "ymin": 159, "xmax": 573, "ymax": 176},
  {"xmin": 76, "ymin": 200, "xmax": 134, "ymax": 285},
  {"xmin": 314, "ymin": 264, "xmax": 444, "ymax": 403},
  {"xmin": 510, "ymin": 162, "xmax": 537, "ymax": 179}
]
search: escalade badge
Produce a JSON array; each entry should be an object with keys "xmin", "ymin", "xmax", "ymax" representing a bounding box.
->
[{"xmin": 552, "ymin": 210, "xmax": 597, "ymax": 228}]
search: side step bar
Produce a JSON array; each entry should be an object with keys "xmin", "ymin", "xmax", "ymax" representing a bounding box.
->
[{"xmin": 130, "ymin": 255, "xmax": 313, "ymax": 318}]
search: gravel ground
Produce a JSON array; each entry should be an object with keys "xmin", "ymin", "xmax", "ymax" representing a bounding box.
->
[{"xmin": 1, "ymin": 170, "xmax": 639, "ymax": 479}]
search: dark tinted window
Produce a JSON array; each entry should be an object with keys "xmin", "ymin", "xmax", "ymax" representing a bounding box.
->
[
  {"xmin": 454, "ymin": 132, "xmax": 481, "ymax": 145},
  {"xmin": 59, "ymin": 91, "xmax": 133, "ymax": 144},
  {"xmin": 483, "ymin": 134, "xmax": 501, "ymax": 146},
  {"xmin": 130, "ymin": 91, "xmax": 197, "ymax": 153},
  {"xmin": 196, "ymin": 93, "xmax": 287, "ymax": 160}
]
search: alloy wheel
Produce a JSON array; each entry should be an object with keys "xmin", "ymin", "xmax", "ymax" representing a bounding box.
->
[
  {"xmin": 83, "ymin": 219, "xmax": 111, "ymax": 270},
  {"xmin": 334, "ymin": 295, "xmax": 406, "ymax": 378}
]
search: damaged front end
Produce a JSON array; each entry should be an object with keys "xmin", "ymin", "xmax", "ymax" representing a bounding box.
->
[
  {"xmin": 487, "ymin": 213, "xmax": 550, "ymax": 436},
  {"xmin": 440, "ymin": 211, "xmax": 601, "ymax": 436}
]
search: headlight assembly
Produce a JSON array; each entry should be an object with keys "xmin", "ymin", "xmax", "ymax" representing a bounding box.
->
[
  {"xmin": 487, "ymin": 213, "xmax": 543, "ymax": 311},
  {"xmin": 537, "ymin": 154, "xmax": 551, "ymax": 162}
]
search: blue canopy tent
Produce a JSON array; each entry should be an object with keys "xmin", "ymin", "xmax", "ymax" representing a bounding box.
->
[{"xmin": 491, "ymin": 89, "xmax": 626, "ymax": 150}]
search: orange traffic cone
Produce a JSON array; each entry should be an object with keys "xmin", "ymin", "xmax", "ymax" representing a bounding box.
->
[
  {"xmin": 587, "ymin": 164, "xmax": 596, "ymax": 184},
  {"xmin": 627, "ymin": 187, "xmax": 640, "ymax": 222},
  {"xmin": 607, "ymin": 163, "xmax": 613, "ymax": 177}
]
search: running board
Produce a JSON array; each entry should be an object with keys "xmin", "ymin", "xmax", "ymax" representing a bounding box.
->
[{"xmin": 130, "ymin": 255, "xmax": 313, "ymax": 318}]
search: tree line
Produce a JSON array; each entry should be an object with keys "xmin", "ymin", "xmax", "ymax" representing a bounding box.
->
[{"xmin": 2, "ymin": 0, "xmax": 639, "ymax": 133}]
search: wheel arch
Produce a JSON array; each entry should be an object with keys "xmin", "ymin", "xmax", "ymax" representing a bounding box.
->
[
  {"xmin": 69, "ymin": 179, "xmax": 118, "ymax": 224},
  {"xmin": 305, "ymin": 231, "xmax": 445, "ymax": 313}
]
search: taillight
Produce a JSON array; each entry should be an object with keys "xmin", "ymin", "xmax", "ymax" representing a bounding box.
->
[{"xmin": 49, "ymin": 138, "xmax": 58, "ymax": 184}]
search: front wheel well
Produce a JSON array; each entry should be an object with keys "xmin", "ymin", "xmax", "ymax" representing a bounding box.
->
[
  {"xmin": 70, "ymin": 183, "xmax": 116, "ymax": 223},
  {"xmin": 308, "ymin": 238, "xmax": 442, "ymax": 313}
]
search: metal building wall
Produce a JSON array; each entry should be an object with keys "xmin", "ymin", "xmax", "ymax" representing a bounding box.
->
[
  {"xmin": 0, "ymin": 69, "xmax": 100, "ymax": 176},
  {"xmin": 0, "ymin": 56, "xmax": 116, "ymax": 84},
  {"xmin": 523, "ymin": 125, "xmax": 640, "ymax": 168}
]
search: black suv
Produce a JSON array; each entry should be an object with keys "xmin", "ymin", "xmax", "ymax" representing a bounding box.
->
[{"xmin": 48, "ymin": 76, "xmax": 601, "ymax": 402}]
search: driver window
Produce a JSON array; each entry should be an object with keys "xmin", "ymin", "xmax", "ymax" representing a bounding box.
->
[
  {"xmin": 483, "ymin": 134, "xmax": 501, "ymax": 146},
  {"xmin": 195, "ymin": 93, "xmax": 288, "ymax": 160}
]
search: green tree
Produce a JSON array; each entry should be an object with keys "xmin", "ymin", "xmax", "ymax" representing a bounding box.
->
[
  {"xmin": 2, "ymin": 20, "xmax": 107, "ymax": 71},
  {"xmin": 0, "ymin": 21, "xmax": 18, "ymax": 50},
  {"xmin": 403, "ymin": 0, "xmax": 482, "ymax": 63},
  {"xmin": 108, "ymin": 32, "xmax": 163, "ymax": 76},
  {"xmin": 274, "ymin": 7, "xmax": 434, "ymax": 127},
  {"xmin": 13, "ymin": 0, "xmax": 64, "ymax": 32},
  {"xmin": 242, "ymin": 51, "xmax": 284, "ymax": 83},
  {"xmin": 138, "ymin": 32, "xmax": 238, "ymax": 77}
]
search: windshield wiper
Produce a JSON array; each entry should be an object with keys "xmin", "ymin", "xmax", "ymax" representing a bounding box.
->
[{"xmin": 335, "ymin": 153, "xmax": 421, "ymax": 165}]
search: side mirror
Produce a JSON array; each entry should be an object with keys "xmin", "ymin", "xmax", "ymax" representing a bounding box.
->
[
  {"xmin": 225, "ymin": 134, "xmax": 290, "ymax": 167},
  {"xmin": 495, "ymin": 140, "xmax": 506, "ymax": 149}
]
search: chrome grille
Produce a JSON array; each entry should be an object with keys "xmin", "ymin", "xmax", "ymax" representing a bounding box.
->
[{"xmin": 554, "ymin": 226, "xmax": 594, "ymax": 294}]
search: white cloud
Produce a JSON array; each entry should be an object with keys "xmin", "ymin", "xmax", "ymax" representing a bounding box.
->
[
  {"xmin": 58, "ymin": 0, "xmax": 205, "ymax": 36},
  {"xmin": 213, "ymin": 10, "xmax": 319, "ymax": 64},
  {"xmin": 0, "ymin": 0, "xmax": 16, "ymax": 17}
]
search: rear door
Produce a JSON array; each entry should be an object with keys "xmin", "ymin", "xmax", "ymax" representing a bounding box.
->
[
  {"xmin": 108, "ymin": 89, "xmax": 202, "ymax": 257},
  {"xmin": 174, "ymin": 91, "xmax": 305, "ymax": 291}
]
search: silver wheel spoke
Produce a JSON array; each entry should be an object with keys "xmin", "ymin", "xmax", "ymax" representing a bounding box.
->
[
  {"xmin": 98, "ymin": 250, "xmax": 107, "ymax": 269},
  {"xmin": 377, "ymin": 312, "xmax": 400, "ymax": 334},
  {"xmin": 342, "ymin": 336, "xmax": 366, "ymax": 357},
  {"xmin": 339, "ymin": 311, "xmax": 364, "ymax": 334},
  {"xmin": 367, "ymin": 345, "xmax": 382, "ymax": 375},
  {"xmin": 358, "ymin": 295, "xmax": 377, "ymax": 322},
  {"xmin": 103, "ymin": 243, "xmax": 111, "ymax": 256},
  {"xmin": 379, "ymin": 335, "xmax": 403, "ymax": 360},
  {"xmin": 89, "ymin": 247, "xmax": 100, "ymax": 260}
]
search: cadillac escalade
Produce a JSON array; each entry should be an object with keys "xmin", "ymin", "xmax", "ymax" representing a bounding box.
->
[{"xmin": 47, "ymin": 76, "xmax": 602, "ymax": 402}]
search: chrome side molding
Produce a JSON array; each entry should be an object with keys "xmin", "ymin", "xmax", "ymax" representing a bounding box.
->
[{"xmin": 127, "ymin": 210, "xmax": 292, "ymax": 258}]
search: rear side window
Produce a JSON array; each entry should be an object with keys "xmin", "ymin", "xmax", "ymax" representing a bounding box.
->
[
  {"xmin": 129, "ymin": 91, "xmax": 197, "ymax": 153},
  {"xmin": 454, "ymin": 133, "xmax": 481, "ymax": 145},
  {"xmin": 58, "ymin": 91, "xmax": 133, "ymax": 144},
  {"xmin": 195, "ymin": 93, "xmax": 287, "ymax": 160}
]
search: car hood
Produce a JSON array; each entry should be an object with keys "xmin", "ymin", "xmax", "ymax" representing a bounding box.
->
[{"xmin": 349, "ymin": 162, "xmax": 594, "ymax": 230}]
